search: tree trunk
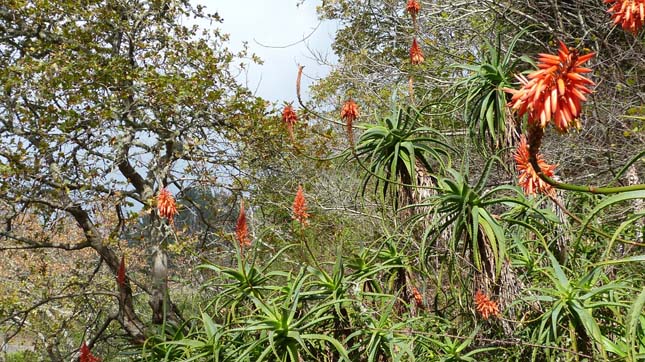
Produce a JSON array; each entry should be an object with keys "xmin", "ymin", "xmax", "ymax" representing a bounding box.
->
[{"xmin": 150, "ymin": 245, "xmax": 168, "ymax": 324}]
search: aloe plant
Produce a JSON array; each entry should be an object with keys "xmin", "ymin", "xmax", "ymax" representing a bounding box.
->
[
  {"xmin": 416, "ymin": 162, "xmax": 527, "ymax": 280},
  {"xmin": 354, "ymin": 104, "xmax": 451, "ymax": 206},
  {"xmin": 523, "ymin": 254, "xmax": 630, "ymax": 361},
  {"xmin": 417, "ymin": 327, "xmax": 499, "ymax": 362},
  {"xmin": 453, "ymin": 31, "xmax": 528, "ymax": 150}
]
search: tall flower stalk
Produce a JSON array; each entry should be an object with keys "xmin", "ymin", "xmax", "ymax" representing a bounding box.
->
[
  {"xmin": 236, "ymin": 199, "xmax": 251, "ymax": 250},
  {"xmin": 341, "ymin": 98, "xmax": 360, "ymax": 148},
  {"xmin": 282, "ymin": 104, "xmax": 298, "ymax": 143},
  {"xmin": 117, "ymin": 255, "xmax": 126, "ymax": 287},
  {"xmin": 406, "ymin": 0, "xmax": 420, "ymax": 27},
  {"xmin": 236, "ymin": 199, "xmax": 252, "ymax": 269},
  {"xmin": 405, "ymin": 0, "xmax": 423, "ymax": 103},
  {"xmin": 409, "ymin": 38, "xmax": 424, "ymax": 65},
  {"xmin": 292, "ymin": 185, "xmax": 322, "ymax": 271}
]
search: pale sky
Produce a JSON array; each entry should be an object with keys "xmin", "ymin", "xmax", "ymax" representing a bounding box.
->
[{"xmin": 193, "ymin": 1, "xmax": 338, "ymax": 103}]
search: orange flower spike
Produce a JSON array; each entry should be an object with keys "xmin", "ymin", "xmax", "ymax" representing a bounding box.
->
[
  {"xmin": 79, "ymin": 342, "xmax": 101, "ymax": 362},
  {"xmin": 236, "ymin": 200, "xmax": 251, "ymax": 248},
  {"xmin": 341, "ymin": 98, "xmax": 360, "ymax": 141},
  {"xmin": 605, "ymin": 0, "xmax": 645, "ymax": 34},
  {"xmin": 116, "ymin": 255, "xmax": 126, "ymax": 287},
  {"xmin": 157, "ymin": 188, "xmax": 177, "ymax": 224},
  {"xmin": 409, "ymin": 38, "xmax": 424, "ymax": 65},
  {"xmin": 341, "ymin": 98, "xmax": 359, "ymax": 124},
  {"xmin": 412, "ymin": 286, "xmax": 424, "ymax": 308},
  {"xmin": 474, "ymin": 290, "xmax": 500, "ymax": 320},
  {"xmin": 282, "ymin": 104, "xmax": 298, "ymax": 126},
  {"xmin": 406, "ymin": 0, "xmax": 421, "ymax": 18},
  {"xmin": 506, "ymin": 42, "xmax": 594, "ymax": 133},
  {"xmin": 292, "ymin": 185, "xmax": 310, "ymax": 226},
  {"xmin": 514, "ymin": 135, "xmax": 557, "ymax": 197},
  {"xmin": 282, "ymin": 104, "xmax": 298, "ymax": 140}
]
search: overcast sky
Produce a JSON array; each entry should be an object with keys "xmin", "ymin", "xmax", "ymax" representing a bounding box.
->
[{"xmin": 193, "ymin": 1, "xmax": 338, "ymax": 103}]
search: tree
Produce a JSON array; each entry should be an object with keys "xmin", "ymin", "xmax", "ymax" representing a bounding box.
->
[{"xmin": 0, "ymin": 0, "xmax": 265, "ymax": 357}]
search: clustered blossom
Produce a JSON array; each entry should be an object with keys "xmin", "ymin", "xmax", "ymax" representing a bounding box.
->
[
  {"xmin": 80, "ymin": 342, "xmax": 100, "ymax": 362},
  {"xmin": 341, "ymin": 98, "xmax": 360, "ymax": 144},
  {"xmin": 506, "ymin": 42, "xmax": 594, "ymax": 133},
  {"xmin": 292, "ymin": 185, "xmax": 310, "ymax": 226},
  {"xmin": 411, "ymin": 286, "xmax": 423, "ymax": 308},
  {"xmin": 514, "ymin": 135, "xmax": 557, "ymax": 197},
  {"xmin": 341, "ymin": 98, "xmax": 359, "ymax": 125},
  {"xmin": 236, "ymin": 200, "xmax": 251, "ymax": 248},
  {"xmin": 409, "ymin": 38, "xmax": 424, "ymax": 65},
  {"xmin": 116, "ymin": 256, "xmax": 126, "ymax": 287},
  {"xmin": 282, "ymin": 104, "xmax": 299, "ymax": 140},
  {"xmin": 406, "ymin": 0, "xmax": 421, "ymax": 19},
  {"xmin": 605, "ymin": 0, "xmax": 645, "ymax": 34},
  {"xmin": 474, "ymin": 290, "xmax": 500, "ymax": 320},
  {"xmin": 157, "ymin": 188, "xmax": 177, "ymax": 224}
]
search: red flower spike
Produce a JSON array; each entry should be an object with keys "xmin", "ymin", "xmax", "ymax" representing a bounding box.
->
[
  {"xmin": 236, "ymin": 200, "xmax": 251, "ymax": 248},
  {"xmin": 410, "ymin": 38, "xmax": 424, "ymax": 65},
  {"xmin": 605, "ymin": 0, "xmax": 645, "ymax": 34},
  {"xmin": 79, "ymin": 341, "xmax": 101, "ymax": 362},
  {"xmin": 292, "ymin": 185, "xmax": 310, "ymax": 226},
  {"xmin": 282, "ymin": 104, "xmax": 298, "ymax": 140},
  {"xmin": 474, "ymin": 290, "xmax": 500, "ymax": 320},
  {"xmin": 157, "ymin": 188, "xmax": 177, "ymax": 224},
  {"xmin": 116, "ymin": 256, "xmax": 126, "ymax": 287},
  {"xmin": 341, "ymin": 98, "xmax": 360, "ymax": 144},
  {"xmin": 406, "ymin": 0, "xmax": 421, "ymax": 18},
  {"xmin": 514, "ymin": 135, "xmax": 557, "ymax": 197},
  {"xmin": 506, "ymin": 42, "xmax": 594, "ymax": 133}
]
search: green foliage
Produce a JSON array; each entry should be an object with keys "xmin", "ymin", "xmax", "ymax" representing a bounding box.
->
[
  {"xmin": 355, "ymin": 104, "xmax": 451, "ymax": 203},
  {"xmin": 2, "ymin": 1, "xmax": 644, "ymax": 361},
  {"xmin": 625, "ymin": 288, "xmax": 645, "ymax": 361},
  {"xmin": 5, "ymin": 351, "xmax": 38, "ymax": 362},
  {"xmin": 452, "ymin": 31, "xmax": 528, "ymax": 150},
  {"xmin": 418, "ymin": 327, "xmax": 499, "ymax": 362},
  {"xmin": 523, "ymin": 254, "xmax": 629, "ymax": 360},
  {"xmin": 415, "ymin": 160, "xmax": 524, "ymax": 278},
  {"xmin": 0, "ymin": 0, "xmax": 267, "ymax": 357},
  {"xmin": 143, "ymin": 232, "xmax": 507, "ymax": 361}
]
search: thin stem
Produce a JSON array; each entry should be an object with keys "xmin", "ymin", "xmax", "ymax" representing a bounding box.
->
[
  {"xmin": 300, "ymin": 224, "xmax": 324, "ymax": 273},
  {"xmin": 296, "ymin": 65, "xmax": 343, "ymax": 127},
  {"xmin": 548, "ymin": 193, "xmax": 644, "ymax": 247},
  {"xmin": 239, "ymin": 244, "xmax": 250, "ymax": 289},
  {"xmin": 529, "ymin": 155, "xmax": 645, "ymax": 194}
]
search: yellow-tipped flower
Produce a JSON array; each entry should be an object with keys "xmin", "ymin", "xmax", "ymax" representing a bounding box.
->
[
  {"xmin": 514, "ymin": 135, "xmax": 557, "ymax": 197},
  {"xmin": 605, "ymin": 0, "xmax": 645, "ymax": 34},
  {"xmin": 409, "ymin": 38, "xmax": 424, "ymax": 65},
  {"xmin": 474, "ymin": 290, "xmax": 500, "ymax": 320},
  {"xmin": 506, "ymin": 42, "xmax": 594, "ymax": 133},
  {"xmin": 157, "ymin": 188, "xmax": 177, "ymax": 224}
]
